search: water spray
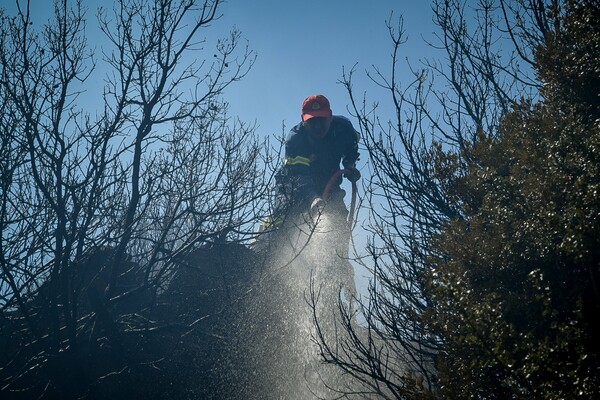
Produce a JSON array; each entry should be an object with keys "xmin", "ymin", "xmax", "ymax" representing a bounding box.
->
[{"xmin": 235, "ymin": 170, "xmax": 362, "ymax": 398}]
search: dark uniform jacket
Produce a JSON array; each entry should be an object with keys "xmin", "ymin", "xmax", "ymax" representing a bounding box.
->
[{"xmin": 277, "ymin": 115, "xmax": 360, "ymax": 206}]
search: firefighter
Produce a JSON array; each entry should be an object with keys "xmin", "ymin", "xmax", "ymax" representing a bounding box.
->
[{"xmin": 274, "ymin": 94, "xmax": 361, "ymax": 224}]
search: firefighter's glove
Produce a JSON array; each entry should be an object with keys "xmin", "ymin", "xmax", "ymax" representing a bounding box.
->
[
  {"xmin": 344, "ymin": 167, "xmax": 361, "ymax": 183},
  {"xmin": 310, "ymin": 197, "xmax": 326, "ymax": 215}
]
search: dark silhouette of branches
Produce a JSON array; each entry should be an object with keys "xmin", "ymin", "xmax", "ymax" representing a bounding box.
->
[{"xmin": 0, "ymin": 0, "xmax": 273, "ymax": 398}]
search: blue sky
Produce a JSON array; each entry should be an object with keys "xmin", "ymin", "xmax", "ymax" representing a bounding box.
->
[
  {"xmin": 2, "ymin": 0, "xmax": 437, "ymax": 145},
  {"xmin": 219, "ymin": 0, "xmax": 436, "ymax": 138}
]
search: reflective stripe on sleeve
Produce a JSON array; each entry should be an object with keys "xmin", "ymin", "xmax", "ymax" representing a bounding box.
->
[{"xmin": 284, "ymin": 155, "xmax": 311, "ymax": 167}]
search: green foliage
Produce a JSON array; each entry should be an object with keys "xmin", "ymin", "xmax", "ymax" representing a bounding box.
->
[{"xmin": 425, "ymin": 1, "xmax": 600, "ymax": 398}]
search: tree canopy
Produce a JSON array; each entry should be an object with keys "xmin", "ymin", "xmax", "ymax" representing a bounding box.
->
[{"xmin": 427, "ymin": 2, "xmax": 599, "ymax": 397}]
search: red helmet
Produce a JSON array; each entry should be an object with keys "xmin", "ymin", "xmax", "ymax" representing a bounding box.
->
[{"xmin": 301, "ymin": 95, "xmax": 332, "ymax": 121}]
